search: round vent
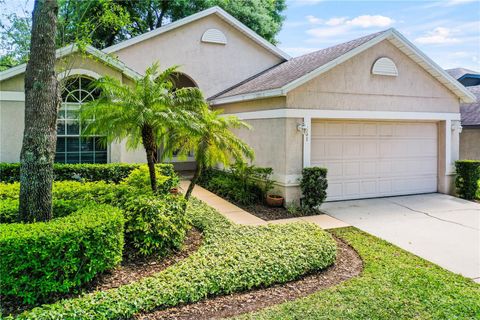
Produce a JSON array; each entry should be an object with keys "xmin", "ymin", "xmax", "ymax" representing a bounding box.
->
[
  {"xmin": 201, "ymin": 28, "xmax": 227, "ymax": 45},
  {"xmin": 372, "ymin": 57, "xmax": 398, "ymax": 76}
]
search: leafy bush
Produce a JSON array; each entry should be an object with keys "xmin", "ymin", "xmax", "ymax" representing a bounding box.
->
[
  {"xmin": 121, "ymin": 165, "xmax": 171, "ymax": 193},
  {"xmin": 0, "ymin": 163, "xmax": 178, "ymax": 188},
  {"xmin": 120, "ymin": 194, "xmax": 189, "ymax": 256},
  {"xmin": 0, "ymin": 204, "xmax": 124, "ymax": 304},
  {"xmin": 0, "ymin": 198, "xmax": 84, "ymax": 223},
  {"xmin": 10, "ymin": 199, "xmax": 336, "ymax": 319},
  {"xmin": 300, "ymin": 167, "xmax": 328, "ymax": 214},
  {"xmin": 455, "ymin": 160, "xmax": 480, "ymax": 200},
  {"xmin": 199, "ymin": 165, "xmax": 273, "ymax": 206}
]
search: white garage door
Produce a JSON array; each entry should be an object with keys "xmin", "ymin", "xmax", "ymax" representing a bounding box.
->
[{"xmin": 311, "ymin": 120, "xmax": 438, "ymax": 201}]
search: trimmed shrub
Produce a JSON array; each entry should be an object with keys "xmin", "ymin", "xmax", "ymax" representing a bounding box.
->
[
  {"xmin": 0, "ymin": 204, "xmax": 124, "ymax": 304},
  {"xmin": 300, "ymin": 167, "xmax": 328, "ymax": 214},
  {"xmin": 0, "ymin": 163, "xmax": 179, "ymax": 189},
  {"xmin": 11, "ymin": 199, "xmax": 336, "ymax": 319},
  {"xmin": 0, "ymin": 198, "xmax": 84, "ymax": 223},
  {"xmin": 455, "ymin": 160, "xmax": 480, "ymax": 200},
  {"xmin": 121, "ymin": 165, "xmax": 172, "ymax": 194},
  {"xmin": 121, "ymin": 194, "xmax": 189, "ymax": 256}
]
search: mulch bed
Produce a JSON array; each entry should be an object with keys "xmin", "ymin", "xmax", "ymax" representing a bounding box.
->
[
  {"xmin": 237, "ymin": 203, "xmax": 299, "ymax": 220},
  {"xmin": 136, "ymin": 236, "xmax": 363, "ymax": 320},
  {"xmin": 1, "ymin": 228, "xmax": 203, "ymax": 316}
]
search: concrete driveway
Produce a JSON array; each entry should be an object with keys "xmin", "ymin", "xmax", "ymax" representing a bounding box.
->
[{"xmin": 321, "ymin": 193, "xmax": 480, "ymax": 282}]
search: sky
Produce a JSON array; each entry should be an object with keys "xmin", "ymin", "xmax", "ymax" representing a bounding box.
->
[
  {"xmin": 2, "ymin": 0, "xmax": 479, "ymax": 71},
  {"xmin": 279, "ymin": 0, "xmax": 480, "ymax": 71}
]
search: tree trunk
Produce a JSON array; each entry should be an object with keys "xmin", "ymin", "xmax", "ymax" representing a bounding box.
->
[
  {"xmin": 18, "ymin": 0, "xmax": 59, "ymax": 223},
  {"xmin": 185, "ymin": 163, "xmax": 202, "ymax": 201},
  {"xmin": 142, "ymin": 125, "xmax": 157, "ymax": 193}
]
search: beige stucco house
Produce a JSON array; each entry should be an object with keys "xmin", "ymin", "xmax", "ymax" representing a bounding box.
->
[{"xmin": 0, "ymin": 6, "xmax": 476, "ymax": 202}]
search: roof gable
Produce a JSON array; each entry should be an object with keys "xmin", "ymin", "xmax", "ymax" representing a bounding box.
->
[
  {"xmin": 0, "ymin": 44, "xmax": 141, "ymax": 82},
  {"xmin": 211, "ymin": 28, "xmax": 476, "ymax": 105},
  {"xmin": 102, "ymin": 6, "xmax": 290, "ymax": 61}
]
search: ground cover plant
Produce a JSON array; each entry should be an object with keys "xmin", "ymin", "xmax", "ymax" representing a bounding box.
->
[
  {"xmin": 5, "ymin": 199, "xmax": 337, "ymax": 319},
  {"xmin": 236, "ymin": 227, "xmax": 480, "ymax": 320}
]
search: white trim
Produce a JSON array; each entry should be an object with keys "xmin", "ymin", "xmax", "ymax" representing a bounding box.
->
[
  {"xmin": 102, "ymin": 6, "xmax": 290, "ymax": 61},
  {"xmin": 445, "ymin": 119, "xmax": 453, "ymax": 175},
  {"xmin": 210, "ymin": 28, "xmax": 476, "ymax": 105},
  {"xmin": 57, "ymin": 68, "xmax": 102, "ymax": 80},
  {"xmin": 0, "ymin": 91, "xmax": 25, "ymax": 101},
  {"xmin": 0, "ymin": 44, "xmax": 141, "ymax": 82},
  {"xmin": 302, "ymin": 116, "xmax": 311, "ymax": 168},
  {"xmin": 228, "ymin": 108, "xmax": 461, "ymax": 121}
]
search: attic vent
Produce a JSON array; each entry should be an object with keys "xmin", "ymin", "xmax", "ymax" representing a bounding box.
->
[
  {"xmin": 201, "ymin": 29, "xmax": 227, "ymax": 45},
  {"xmin": 372, "ymin": 57, "xmax": 398, "ymax": 76}
]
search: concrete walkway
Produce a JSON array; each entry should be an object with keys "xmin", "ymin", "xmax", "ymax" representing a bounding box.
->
[
  {"xmin": 322, "ymin": 193, "xmax": 480, "ymax": 282},
  {"xmin": 179, "ymin": 181, "xmax": 349, "ymax": 229}
]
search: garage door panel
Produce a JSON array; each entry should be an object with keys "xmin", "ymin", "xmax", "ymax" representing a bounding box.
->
[{"xmin": 311, "ymin": 120, "xmax": 438, "ymax": 201}]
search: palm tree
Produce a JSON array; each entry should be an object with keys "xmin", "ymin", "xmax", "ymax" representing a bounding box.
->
[
  {"xmin": 163, "ymin": 108, "xmax": 254, "ymax": 200},
  {"xmin": 80, "ymin": 63, "xmax": 205, "ymax": 192}
]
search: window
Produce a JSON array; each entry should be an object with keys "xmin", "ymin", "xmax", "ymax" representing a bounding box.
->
[{"xmin": 55, "ymin": 76, "xmax": 107, "ymax": 164}]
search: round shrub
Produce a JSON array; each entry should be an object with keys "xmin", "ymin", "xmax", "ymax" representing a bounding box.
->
[
  {"xmin": 0, "ymin": 204, "xmax": 124, "ymax": 304},
  {"xmin": 120, "ymin": 194, "xmax": 189, "ymax": 257}
]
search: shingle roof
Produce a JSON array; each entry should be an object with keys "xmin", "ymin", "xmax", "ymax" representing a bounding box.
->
[
  {"xmin": 461, "ymin": 85, "xmax": 480, "ymax": 126},
  {"xmin": 210, "ymin": 30, "xmax": 388, "ymax": 100},
  {"xmin": 446, "ymin": 68, "xmax": 479, "ymax": 80}
]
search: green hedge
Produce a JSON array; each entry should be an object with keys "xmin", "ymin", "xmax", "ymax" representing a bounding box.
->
[
  {"xmin": 455, "ymin": 160, "xmax": 480, "ymax": 200},
  {"xmin": 300, "ymin": 167, "xmax": 328, "ymax": 214},
  {"xmin": 0, "ymin": 198, "xmax": 84, "ymax": 223},
  {"xmin": 9, "ymin": 199, "xmax": 337, "ymax": 319},
  {"xmin": 0, "ymin": 204, "xmax": 124, "ymax": 304},
  {"xmin": 0, "ymin": 163, "xmax": 178, "ymax": 187},
  {"xmin": 0, "ymin": 180, "xmax": 189, "ymax": 258}
]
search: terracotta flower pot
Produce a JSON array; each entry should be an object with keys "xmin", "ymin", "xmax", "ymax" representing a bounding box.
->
[
  {"xmin": 266, "ymin": 194, "xmax": 284, "ymax": 207},
  {"xmin": 170, "ymin": 187, "xmax": 179, "ymax": 195}
]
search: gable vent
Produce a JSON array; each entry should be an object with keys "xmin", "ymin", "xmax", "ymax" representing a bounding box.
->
[
  {"xmin": 201, "ymin": 28, "xmax": 227, "ymax": 45},
  {"xmin": 372, "ymin": 57, "xmax": 398, "ymax": 76}
]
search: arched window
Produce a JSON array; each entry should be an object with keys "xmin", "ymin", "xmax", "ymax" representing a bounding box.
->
[{"xmin": 55, "ymin": 76, "xmax": 107, "ymax": 164}]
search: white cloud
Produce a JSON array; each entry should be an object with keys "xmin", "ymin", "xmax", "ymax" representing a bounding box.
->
[
  {"xmin": 415, "ymin": 27, "xmax": 461, "ymax": 44},
  {"xmin": 290, "ymin": 0, "xmax": 324, "ymax": 6},
  {"xmin": 306, "ymin": 15, "xmax": 322, "ymax": 24},
  {"xmin": 444, "ymin": 0, "xmax": 476, "ymax": 6},
  {"xmin": 347, "ymin": 15, "xmax": 395, "ymax": 28},
  {"xmin": 325, "ymin": 17, "xmax": 348, "ymax": 26},
  {"xmin": 306, "ymin": 25, "xmax": 351, "ymax": 39}
]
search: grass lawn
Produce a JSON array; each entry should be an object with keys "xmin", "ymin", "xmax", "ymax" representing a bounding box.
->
[{"xmin": 237, "ymin": 227, "xmax": 480, "ymax": 320}]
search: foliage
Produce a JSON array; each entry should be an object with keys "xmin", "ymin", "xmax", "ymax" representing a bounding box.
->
[
  {"xmin": 80, "ymin": 63, "xmax": 205, "ymax": 192},
  {"xmin": 164, "ymin": 108, "xmax": 254, "ymax": 200},
  {"xmin": 199, "ymin": 167, "xmax": 274, "ymax": 205},
  {"xmin": 455, "ymin": 160, "xmax": 480, "ymax": 200},
  {"xmin": 120, "ymin": 165, "xmax": 170, "ymax": 193},
  {"xmin": 0, "ymin": 203, "xmax": 124, "ymax": 304},
  {"xmin": 0, "ymin": 198, "xmax": 84, "ymax": 223},
  {"xmin": 0, "ymin": 0, "xmax": 31, "ymax": 70},
  {"xmin": 120, "ymin": 194, "xmax": 189, "ymax": 257},
  {"xmin": 300, "ymin": 167, "xmax": 328, "ymax": 214},
  {"xmin": 0, "ymin": 162, "xmax": 178, "ymax": 188},
  {"xmin": 8, "ymin": 199, "xmax": 336, "ymax": 319},
  {"xmin": 235, "ymin": 227, "xmax": 480, "ymax": 320}
]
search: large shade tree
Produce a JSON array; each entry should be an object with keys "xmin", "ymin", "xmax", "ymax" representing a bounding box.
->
[
  {"xmin": 18, "ymin": 0, "xmax": 59, "ymax": 222},
  {"xmin": 1, "ymin": 0, "xmax": 286, "ymax": 69},
  {"xmin": 163, "ymin": 108, "xmax": 254, "ymax": 200},
  {"xmin": 79, "ymin": 63, "xmax": 205, "ymax": 193}
]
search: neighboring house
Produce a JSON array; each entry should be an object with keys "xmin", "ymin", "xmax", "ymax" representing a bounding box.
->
[
  {"xmin": 446, "ymin": 68, "xmax": 480, "ymax": 160},
  {"xmin": 446, "ymin": 68, "xmax": 480, "ymax": 87},
  {"xmin": 0, "ymin": 7, "xmax": 475, "ymax": 202}
]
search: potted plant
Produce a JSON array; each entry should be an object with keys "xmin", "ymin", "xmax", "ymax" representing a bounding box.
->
[{"xmin": 266, "ymin": 194, "xmax": 284, "ymax": 207}]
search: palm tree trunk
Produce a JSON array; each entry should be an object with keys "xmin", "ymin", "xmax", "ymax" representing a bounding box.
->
[
  {"xmin": 142, "ymin": 125, "xmax": 157, "ymax": 193},
  {"xmin": 185, "ymin": 163, "xmax": 202, "ymax": 201},
  {"xmin": 18, "ymin": 0, "xmax": 59, "ymax": 223}
]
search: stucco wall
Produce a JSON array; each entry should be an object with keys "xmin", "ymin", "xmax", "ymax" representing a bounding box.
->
[
  {"xmin": 460, "ymin": 127, "xmax": 480, "ymax": 160},
  {"xmin": 287, "ymin": 40, "xmax": 460, "ymax": 113},
  {"xmin": 113, "ymin": 14, "xmax": 283, "ymax": 98}
]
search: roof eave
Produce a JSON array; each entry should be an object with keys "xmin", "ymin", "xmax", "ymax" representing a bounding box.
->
[{"xmin": 209, "ymin": 88, "xmax": 286, "ymax": 106}]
